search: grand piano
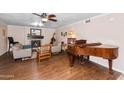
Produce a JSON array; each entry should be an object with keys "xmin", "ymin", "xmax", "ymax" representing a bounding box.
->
[{"xmin": 67, "ymin": 40, "xmax": 119, "ymax": 73}]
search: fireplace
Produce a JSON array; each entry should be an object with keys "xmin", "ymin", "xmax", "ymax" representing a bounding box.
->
[{"xmin": 31, "ymin": 40, "xmax": 41, "ymax": 48}]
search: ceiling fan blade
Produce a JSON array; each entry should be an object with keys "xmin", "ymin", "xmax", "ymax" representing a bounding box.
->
[
  {"xmin": 48, "ymin": 14, "xmax": 56, "ymax": 18},
  {"xmin": 49, "ymin": 19, "xmax": 57, "ymax": 22},
  {"xmin": 33, "ymin": 13, "xmax": 57, "ymax": 22},
  {"xmin": 32, "ymin": 13, "xmax": 42, "ymax": 17}
]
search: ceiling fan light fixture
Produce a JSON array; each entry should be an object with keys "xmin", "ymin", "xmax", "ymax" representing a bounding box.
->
[{"xmin": 42, "ymin": 18, "xmax": 48, "ymax": 22}]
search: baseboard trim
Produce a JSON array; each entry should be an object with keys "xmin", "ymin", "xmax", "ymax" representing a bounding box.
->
[
  {"xmin": 93, "ymin": 61, "xmax": 124, "ymax": 74},
  {"xmin": 0, "ymin": 50, "xmax": 7, "ymax": 56},
  {"xmin": 112, "ymin": 67, "xmax": 124, "ymax": 74}
]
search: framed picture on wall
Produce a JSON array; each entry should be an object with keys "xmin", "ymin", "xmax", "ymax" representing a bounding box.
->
[
  {"xmin": 28, "ymin": 28, "xmax": 44, "ymax": 39},
  {"xmin": 30, "ymin": 28, "xmax": 42, "ymax": 36},
  {"xmin": 61, "ymin": 32, "xmax": 67, "ymax": 37}
]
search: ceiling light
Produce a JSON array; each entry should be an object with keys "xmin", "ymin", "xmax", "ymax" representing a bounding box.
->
[
  {"xmin": 33, "ymin": 22, "xmax": 38, "ymax": 26},
  {"xmin": 32, "ymin": 21, "xmax": 44, "ymax": 27},
  {"xmin": 39, "ymin": 21, "xmax": 44, "ymax": 26}
]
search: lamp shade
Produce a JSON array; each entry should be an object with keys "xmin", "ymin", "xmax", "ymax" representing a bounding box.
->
[{"xmin": 67, "ymin": 31, "xmax": 76, "ymax": 38}]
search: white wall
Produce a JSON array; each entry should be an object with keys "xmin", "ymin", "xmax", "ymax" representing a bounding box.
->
[
  {"xmin": 0, "ymin": 20, "xmax": 7, "ymax": 56},
  {"xmin": 56, "ymin": 13, "xmax": 124, "ymax": 73},
  {"xmin": 7, "ymin": 25, "xmax": 56, "ymax": 46},
  {"xmin": 8, "ymin": 25, "xmax": 25, "ymax": 44},
  {"xmin": 42, "ymin": 28, "xmax": 55, "ymax": 44}
]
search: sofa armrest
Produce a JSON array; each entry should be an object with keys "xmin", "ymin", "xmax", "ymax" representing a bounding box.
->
[{"xmin": 51, "ymin": 45, "xmax": 61, "ymax": 53}]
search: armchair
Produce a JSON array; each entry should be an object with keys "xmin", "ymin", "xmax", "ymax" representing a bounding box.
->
[
  {"xmin": 8, "ymin": 37, "xmax": 19, "ymax": 51},
  {"xmin": 37, "ymin": 44, "xmax": 51, "ymax": 62}
]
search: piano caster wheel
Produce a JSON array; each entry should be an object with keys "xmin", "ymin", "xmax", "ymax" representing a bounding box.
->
[
  {"xmin": 109, "ymin": 70, "xmax": 113, "ymax": 75},
  {"xmin": 83, "ymin": 59, "xmax": 88, "ymax": 62},
  {"xmin": 70, "ymin": 64, "xmax": 73, "ymax": 67},
  {"xmin": 70, "ymin": 62, "xmax": 74, "ymax": 67},
  {"xmin": 80, "ymin": 62, "xmax": 86, "ymax": 65}
]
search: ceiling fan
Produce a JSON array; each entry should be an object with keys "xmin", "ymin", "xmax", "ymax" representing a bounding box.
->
[{"xmin": 32, "ymin": 13, "xmax": 57, "ymax": 23}]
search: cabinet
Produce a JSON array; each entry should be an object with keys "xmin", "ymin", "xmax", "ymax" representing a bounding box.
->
[{"xmin": 67, "ymin": 38, "xmax": 76, "ymax": 44}]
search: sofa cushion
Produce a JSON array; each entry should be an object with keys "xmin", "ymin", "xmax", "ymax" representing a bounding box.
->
[{"xmin": 13, "ymin": 43, "xmax": 23, "ymax": 50}]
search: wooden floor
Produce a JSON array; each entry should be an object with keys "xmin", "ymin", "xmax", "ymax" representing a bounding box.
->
[{"xmin": 0, "ymin": 52, "xmax": 121, "ymax": 80}]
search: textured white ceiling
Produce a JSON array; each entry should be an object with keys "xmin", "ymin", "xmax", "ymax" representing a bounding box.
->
[{"xmin": 0, "ymin": 13, "xmax": 101, "ymax": 28}]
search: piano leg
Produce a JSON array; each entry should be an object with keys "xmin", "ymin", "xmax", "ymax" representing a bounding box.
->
[
  {"xmin": 80, "ymin": 55, "xmax": 84, "ymax": 62},
  {"xmin": 70, "ymin": 55, "xmax": 75, "ymax": 67},
  {"xmin": 67, "ymin": 52, "xmax": 75, "ymax": 67},
  {"xmin": 108, "ymin": 59, "xmax": 113, "ymax": 74},
  {"xmin": 86, "ymin": 56, "xmax": 90, "ymax": 61}
]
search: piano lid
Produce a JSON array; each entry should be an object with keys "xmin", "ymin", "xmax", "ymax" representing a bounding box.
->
[{"xmin": 88, "ymin": 44, "xmax": 118, "ymax": 49}]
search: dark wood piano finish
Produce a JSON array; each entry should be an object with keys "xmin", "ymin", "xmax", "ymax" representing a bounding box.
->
[{"xmin": 67, "ymin": 43, "xmax": 119, "ymax": 74}]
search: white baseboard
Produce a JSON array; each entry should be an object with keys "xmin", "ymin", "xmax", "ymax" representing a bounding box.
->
[
  {"xmin": 112, "ymin": 67, "xmax": 124, "ymax": 74},
  {"xmin": 0, "ymin": 50, "xmax": 7, "ymax": 56},
  {"xmin": 93, "ymin": 61, "xmax": 124, "ymax": 74}
]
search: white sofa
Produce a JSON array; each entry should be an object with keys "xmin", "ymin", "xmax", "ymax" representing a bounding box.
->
[
  {"xmin": 13, "ymin": 49, "xmax": 32, "ymax": 59},
  {"xmin": 12, "ymin": 44, "xmax": 32, "ymax": 60}
]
